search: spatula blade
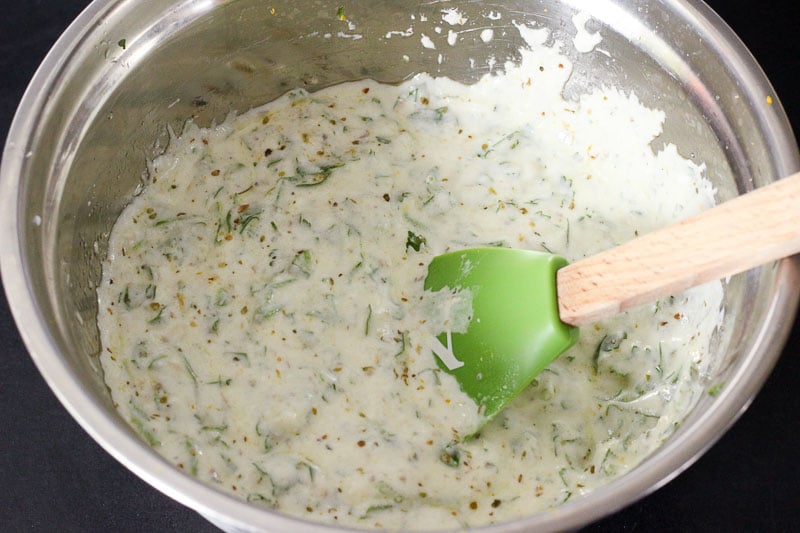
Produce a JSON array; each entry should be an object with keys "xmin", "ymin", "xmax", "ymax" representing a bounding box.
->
[{"xmin": 424, "ymin": 248, "xmax": 579, "ymax": 422}]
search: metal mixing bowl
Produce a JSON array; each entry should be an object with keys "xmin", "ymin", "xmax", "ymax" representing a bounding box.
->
[{"xmin": 2, "ymin": 0, "xmax": 798, "ymax": 531}]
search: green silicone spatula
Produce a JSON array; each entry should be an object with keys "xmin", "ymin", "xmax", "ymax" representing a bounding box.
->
[{"xmin": 424, "ymin": 172, "xmax": 800, "ymax": 424}]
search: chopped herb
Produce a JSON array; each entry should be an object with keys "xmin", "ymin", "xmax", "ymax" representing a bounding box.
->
[
  {"xmin": 406, "ymin": 230, "xmax": 426, "ymax": 252},
  {"xmin": 182, "ymin": 355, "xmax": 198, "ymax": 385},
  {"xmin": 409, "ymin": 106, "xmax": 449, "ymax": 122},
  {"xmin": 376, "ymin": 480, "xmax": 404, "ymax": 503},
  {"xmin": 246, "ymin": 493, "xmax": 276, "ymax": 507},
  {"xmin": 154, "ymin": 214, "xmax": 187, "ymax": 226},
  {"xmin": 440, "ymin": 441, "xmax": 461, "ymax": 467},
  {"xmin": 228, "ymin": 351, "xmax": 250, "ymax": 366},
  {"xmin": 147, "ymin": 305, "xmax": 165, "ymax": 324},
  {"xmin": 393, "ymin": 331, "xmax": 407, "ymax": 358},
  {"xmin": 360, "ymin": 504, "xmax": 393, "ymax": 519},
  {"xmin": 290, "ymin": 162, "xmax": 345, "ymax": 186},
  {"xmin": 592, "ymin": 332, "xmax": 627, "ymax": 374},
  {"xmin": 566, "ymin": 219, "xmax": 570, "ymax": 245},
  {"xmin": 290, "ymin": 249, "xmax": 314, "ymax": 277},
  {"xmin": 184, "ymin": 439, "xmax": 199, "ymax": 475},
  {"xmin": 201, "ymin": 424, "xmax": 229, "ymax": 433},
  {"xmin": 236, "ymin": 183, "xmax": 255, "ymax": 196},
  {"xmin": 239, "ymin": 207, "xmax": 263, "ymax": 233},
  {"xmin": 558, "ymin": 467, "xmax": 569, "ymax": 486},
  {"xmin": 215, "ymin": 288, "xmax": 231, "ymax": 307},
  {"xmin": 147, "ymin": 355, "xmax": 167, "ymax": 370},
  {"xmin": 120, "ymin": 287, "xmax": 131, "ymax": 308},
  {"xmin": 254, "ymin": 304, "xmax": 282, "ymax": 322},
  {"xmin": 252, "ymin": 462, "xmax": 276, "ymax": 488},
  {"xmin": 144, "ymin": 284, "xmax": 157, "ymax": 300},
  {"xmin": 297, "ymin": 460, "xmax": 318, "ymax": 482},
  {"xmin": 130, "ymin": 416, "xmax": 160, "ymax": 447}
]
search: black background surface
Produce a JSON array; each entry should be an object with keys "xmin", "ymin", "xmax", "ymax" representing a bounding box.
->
[{"xmin": 1, "ymin": 1, "xmax": 798, "ymax": 531}]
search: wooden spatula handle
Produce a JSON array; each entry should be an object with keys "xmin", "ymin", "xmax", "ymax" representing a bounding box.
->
[{"xmin": 557, "ymin": 172, "xmax": 800, "ymax": 327}]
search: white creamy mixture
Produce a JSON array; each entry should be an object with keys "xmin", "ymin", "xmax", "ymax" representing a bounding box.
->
[{"xmin": 98, "ymin": 24, "xmax": 723, "ymax": 530}]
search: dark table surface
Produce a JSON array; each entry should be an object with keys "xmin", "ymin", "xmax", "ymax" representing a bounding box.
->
[{"xmin": 2, "ymin": 1, "xmax": 798, "ymax": 531}]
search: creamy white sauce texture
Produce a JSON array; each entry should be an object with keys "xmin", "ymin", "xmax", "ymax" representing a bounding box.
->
[{"xmin": 98, "ymin": 22, "xmax": 723, "ymax": 530}]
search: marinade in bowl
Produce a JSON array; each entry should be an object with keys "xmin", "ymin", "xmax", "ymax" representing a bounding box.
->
[{"xmin": 2, "ymin": 1, "xmax": 798, "ymax": 531}]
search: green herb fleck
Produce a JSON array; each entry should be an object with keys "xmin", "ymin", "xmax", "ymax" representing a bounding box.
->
[
  {"xmin": 201, "ymin": 424, "xmax": 229, "ymax": 433},
  {"xmin": 409, "ymin": 106, "xmax": 449, "ymax": 122},
  {"xmin": 208, "ymin": 375, "xmax": 232, "ymax": 386},
  {"xmin": 147, "ymin": 305, "xmax": 165, "ymax": 324},
  {"xmin": 239, "ymin": 207, "xmax": 263, "ymax": 233},
  {"xmin": 592, "ymin": 332, "xmax": 627, "ymax": 374},
  {"xmin": 360, "ymin": 504, "xmax": 393, "ymax": 519},
  {"xmin": 440, "ymin": 441, "xmax": 461, "ymax": 467},
  {"xmin": 147, "ymin": 355, "xmax": 167, "ymax": 370},
  {"xmin": 229, "ymin": 351, "xmax": 250, "ymax": 366},
  {"xmin": 145, "ymin": 284, "xmax": 157, "ymax": 300},
  {"xmin": 406, "ymin": 230, "xmax": 426, "ymax": 252},
  {"xmin": 185, "ymin": 439, "xmax": 199, "ymax": 475},
  {"xmin": 215, "ymin": 288, "xmax": 231, "ymax": 307},
  {"xmin": 247, "ymin": 493, "xmax": 276, "ymax": 507},
  {"xmin": 130, "ymin": 416, "xmax": 160, "ymax": 447},
  {"xmin": 183, "ymin": 355, "xmax": 198, "ymax": 385},
  {"xmin": 120, "ymin": 287, "xmax": 131, "ymax": 308},
  {"xmin": 393, "ymin": 331, "xmax": 407, "ymax": 358},
  {"xmin": 297, "ymin": 460, "xmax": 318, "ymax": 482},
  {"xmin": 291, "ymin": 162, "xmax": 345, "ymax": 187},
  {"xmin": 154, "ymin": 214, "xmax": 186, "ymax": 226},
  {"xmin": 290, "ymin": 249, "xmax": 314, "ymax": 277}
]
